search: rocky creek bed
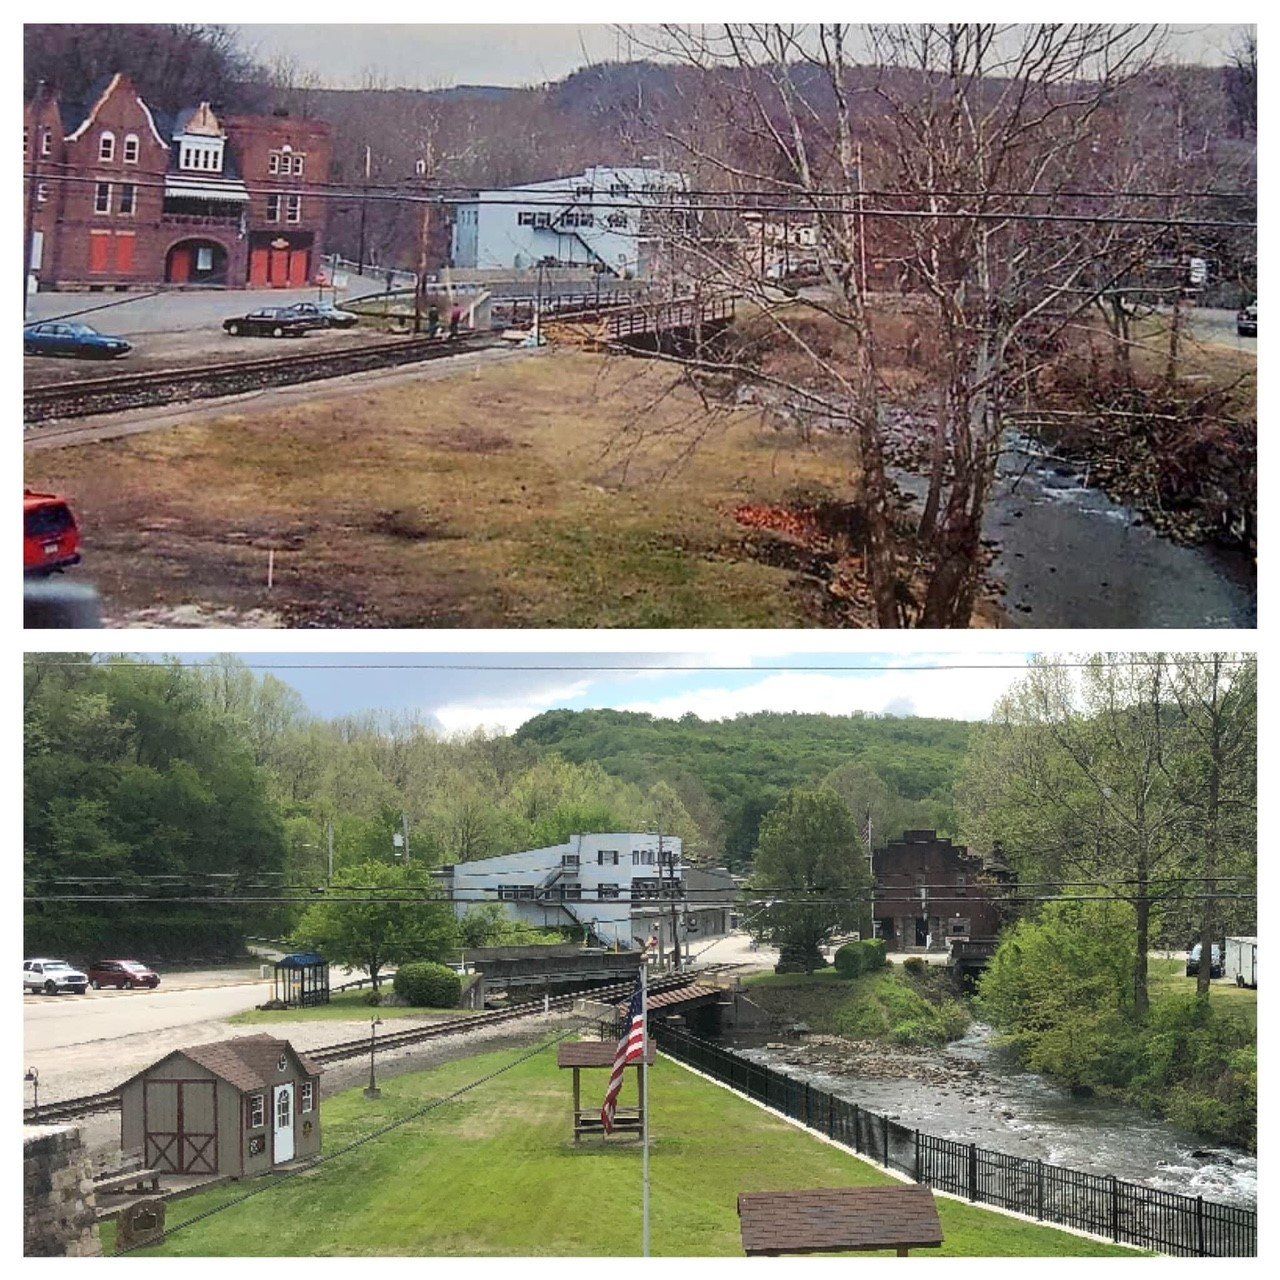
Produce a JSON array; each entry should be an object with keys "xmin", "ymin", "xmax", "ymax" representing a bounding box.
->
[{"xmin": 725, "ymin": 1023, "xmax": 1257, "ymax": 1207}]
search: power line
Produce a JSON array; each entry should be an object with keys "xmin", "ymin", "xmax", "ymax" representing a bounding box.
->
[{"xmin": 21, "ymin": 171, "xmax": 1257, "ymax": 229}]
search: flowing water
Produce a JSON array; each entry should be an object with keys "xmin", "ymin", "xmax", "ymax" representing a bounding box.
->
[
  {"xmin": 728, "ymin": 1023, "xmax": 1256, "ymax": 1207},
  {"xmin": 891, "ymin": 434, "xmax": 1256, "ymax": 628}
]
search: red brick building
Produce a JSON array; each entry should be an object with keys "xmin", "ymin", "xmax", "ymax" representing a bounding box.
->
[
  {"xmin": 872, "ymin": 830, "xmax": 1014, "ymax": 952},
  {"xmin": 23, "ymin": 73, "xmax": 331, "ymax": 292}
]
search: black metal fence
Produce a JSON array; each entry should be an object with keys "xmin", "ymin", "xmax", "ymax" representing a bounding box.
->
[{"xmin": 652, "ymin": 1023, "xmax": 1255, "ymax": 1258}]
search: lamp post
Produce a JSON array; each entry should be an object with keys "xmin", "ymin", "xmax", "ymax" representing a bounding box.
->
[
  {"xmin": 364, "ymin": 1016, "xmax": 383, "ymax": 1099},
  {"xmin": 25, "ymin": 1067, "xmax": 39, "ymax": 1120}
]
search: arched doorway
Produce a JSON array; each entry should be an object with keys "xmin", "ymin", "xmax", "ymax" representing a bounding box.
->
[{"xmin": 165, "ymin": 239, "xmax": 228, "ymax": 285}]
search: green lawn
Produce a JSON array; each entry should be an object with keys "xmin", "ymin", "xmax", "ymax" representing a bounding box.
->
[
  {"xmin": 1148, "ymin": 957, "xmax": 1257, "ymax": 1031},
  {"xmin": 228, "ymin": 990, "xmax": 473, "ymax": 1025},
  {"xmin": 109, "ymin": 1038, "xmax": 1139, "ymax": 1257}
]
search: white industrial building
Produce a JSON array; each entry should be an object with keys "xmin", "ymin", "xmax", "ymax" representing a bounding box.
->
[
  {"xmin": 450, "ymin": 166, "xmax": 687, "ymax": 278},
  {"xmin": 439, "ymin": 833, "xmax": 736, "ymax": 952}
]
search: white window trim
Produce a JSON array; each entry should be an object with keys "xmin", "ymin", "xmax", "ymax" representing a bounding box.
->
[
  {"xmin": 266, "ymin": 193, "xmax": 281, "ymax": 222},
  {"xmin": 94, "ymin": 182, "xmax": 112, "ymax": 215},
  {"xmin": 123, "ymin": 133, "xmax": 139, "ymax": 163},
  {"xmin": 118, "ymin": 183, "xmax": 136, "ymax": 217},
  {"xmin": 98, "ymin": 131, "xmax": 115, "ymax": 162},
  {"xmin": 300, "ymin": 1080, "xmax": 314, "ymax": 1113},
  {"xmin": 286, "ymin": 194, "xmax": 302, "ymax": 223},
  {"xmin": 248, "ymin": 1093, "xmax": 266, "ymax": 1128}
]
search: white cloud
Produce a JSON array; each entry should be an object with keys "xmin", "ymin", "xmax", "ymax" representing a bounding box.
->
[
  {"xmin": 612, "ymin": 666, "xmax": 1025, "ymax": 724},
  {"xmin": 431, "ymin": 678, "xmax": 596, "ymax": 734}
]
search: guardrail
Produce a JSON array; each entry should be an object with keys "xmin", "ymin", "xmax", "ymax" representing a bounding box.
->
[{"xmin": 654, "ymin": 1024, "xmax": 1255, "ymax": 1258}]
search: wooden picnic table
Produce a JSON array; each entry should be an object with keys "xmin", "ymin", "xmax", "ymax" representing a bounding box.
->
[
  {"xmin": 94, "ymin": 1167, "xmax": 162, "ymax": 1196},
  {"xmin": 557, "ymin": 1040, "xmax": 655, "ymax": 1142}
]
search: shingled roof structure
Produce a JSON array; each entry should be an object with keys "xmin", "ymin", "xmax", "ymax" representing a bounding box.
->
[
  {"xmin": 557, "ymin": 1040, "xmax": 656, "ymax": 1068},
  {"xmin": 737, "ymin": 1186, "xmax": 944, "ymax": 1257},
  {"xmin": 119, "ymin": 1033, "xmax": 322, "ymax": 1094}
]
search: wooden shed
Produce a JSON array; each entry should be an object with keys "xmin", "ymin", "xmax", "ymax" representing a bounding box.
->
[{"xmin": 117, "ymin": 1034, "xmax": 322, "ymax": 1177}]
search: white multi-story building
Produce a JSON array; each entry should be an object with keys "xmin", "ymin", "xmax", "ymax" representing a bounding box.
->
[
  {"xmin": 441, "ymin": 833, "xmax": 735, "ymax": 952},
  {"xmin": 450, "ymin": 166, "xmax": 687, "ymax": 278}
]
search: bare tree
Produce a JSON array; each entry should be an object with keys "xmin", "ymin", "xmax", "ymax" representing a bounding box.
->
[{"xmin": 623, "ymin": 23, "xmax": 1168, "ymax": 626}]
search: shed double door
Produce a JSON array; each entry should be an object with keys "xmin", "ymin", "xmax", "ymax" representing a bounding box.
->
[{"xmin": 143, "ymin": 1079, "xmax": 218, "ymax": 1174}]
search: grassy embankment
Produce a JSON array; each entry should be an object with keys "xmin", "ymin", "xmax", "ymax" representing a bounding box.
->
[
  {"xmin": 228, "ymin": 989, "xmax": 476, "ymax": 1025},
  {"xmin": 25, "ymin": 349, "xmax": 863, "ymax": 627},
  {"xmin": 745, "ymin": 963, "xmax": 970, "ymax": 1046},
  {"xmin": 106, "ymin": 1041, "xmax": 1137, "ymax": 1257}
]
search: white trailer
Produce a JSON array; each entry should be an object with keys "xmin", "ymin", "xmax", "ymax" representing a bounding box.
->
[{"xmin": 1225, "ymin": 936, "xmax": 1257, "ymax": 989}]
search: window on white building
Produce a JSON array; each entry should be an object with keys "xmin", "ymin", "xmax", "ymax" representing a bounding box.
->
[
  {"xmin": 517, "ymin": 211, "xmax": 535, "ymax": 226},
  {"xmin": 533, "ymin": 212, "xmax": 551, "ymax": 228},
  {"xmin": 597, "ymin": 850, "xmax": 618, "ymax": 866},
  {"xmin": 598, "ymin": 884, "xmax": 620, "ymax": 900},
  {"xmin": 561, "ymin": 854, "xmax": 579, "ymax": 868},
  {"xmin": 123, "ymin": 133, "xmax": 139, "ymax": 163},
  {"xmin": 98, "ymin": 131, "xmax": 115, "ymax": 162},
  {"xmin": 607, "ymin": 213, "xmax": 629, "ymax": 230},
  {"xmin": 94, "ymin": 182, "xmax": 112, "ymax": 214},
  {"xmin": 561, "ymin": 883, "xmax": 582, "ymax": 901}
]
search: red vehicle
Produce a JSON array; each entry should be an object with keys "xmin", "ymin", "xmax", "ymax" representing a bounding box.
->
[
  {"xmin": 24, "ymin": 490, "xmax": 81, "ymax": 575},
  {"xmin": 87, "ymin": 960, "xmax": 161, "ymax": 990}
]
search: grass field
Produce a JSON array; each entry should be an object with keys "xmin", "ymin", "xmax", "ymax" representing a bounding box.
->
[
  {"xmin": 1148, "ymin": 957, "xmax": 1257, "ymax": 1031},
  {"xmin": 25, "ymin": 349, "xmax": 862, "ymax": 628},
  {"xmin": 107, "ymin": 1038, "xmax": 1140, "ymax": 1257},
  {"xmin": 228, "ymin": 990, "xmax": 473, "ymax": 1025}
]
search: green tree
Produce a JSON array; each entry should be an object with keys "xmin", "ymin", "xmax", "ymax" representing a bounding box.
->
[
  {"xmin": 749, "ymin": 787, "xmax": 872, "ymax": 973},
  {"xmin": 292, "ymin": 861, "xmax": 458, "ymax": 990}
]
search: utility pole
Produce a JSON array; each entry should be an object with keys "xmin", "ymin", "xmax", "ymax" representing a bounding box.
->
[
  {"xmin": 659, "ymin": 833, "xmax": 682, "ymax": 973},
  {"xmin": 640, "ymin": 960, "xmax": 650, "ymax": 1257},
  {"xmin": 356, "ymin": 144, "xmax": 371, "ymax": 273},
  {"xmin": 415, "ymin": 191, "xmax": 434, "ymax": 336}
]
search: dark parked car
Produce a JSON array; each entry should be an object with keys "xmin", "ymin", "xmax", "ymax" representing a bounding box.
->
[
  {"xmin": 282, "ymin": 301, "xmax": 359, "ymax": 330},
  {"xmin": 24, "ymin": 320, "xmax": 132, "ymax": 359},
  {"xmin": 1186, "ymin": 942, "xmax": 1224, "ymax": 979},
  {"xmin": 87, "ymin": 959, "xmax": 160, "ymax": 990},
  {"xmin": 1237, "ymin": 301, "xmax": 1257, "ymax": 337},
  {"xmin": 222, "ymin": 308, "xmax": 311, "ymax": 338}
]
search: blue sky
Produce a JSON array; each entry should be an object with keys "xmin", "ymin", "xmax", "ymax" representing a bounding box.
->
[{"xmin": 167, "ymin": 651, "xmax": 1035, "ymax": 733}]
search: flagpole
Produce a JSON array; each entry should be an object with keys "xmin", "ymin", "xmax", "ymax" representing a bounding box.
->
[{"xmin": 640, "ymin": 958, "xmax": 650, "ymax": 1258}]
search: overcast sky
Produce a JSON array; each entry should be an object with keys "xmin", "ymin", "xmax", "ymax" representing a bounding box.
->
[
  {"xmin": 173, "ymin": 651, "xmax": 1034, "ymax": 733},
  {"xmin": 231, "ymin": 23, "xmax": 1243, "ymax": 91}
]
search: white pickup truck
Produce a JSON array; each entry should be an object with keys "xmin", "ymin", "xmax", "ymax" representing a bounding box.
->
[{"xmin": 23, "ymin": 958, "xmax": 88, "ymax": 995}]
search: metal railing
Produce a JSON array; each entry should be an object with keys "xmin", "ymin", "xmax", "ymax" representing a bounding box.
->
[{"xmin": 653, "ymin": 1024, "xmax": 1255, "ymax": 1258}]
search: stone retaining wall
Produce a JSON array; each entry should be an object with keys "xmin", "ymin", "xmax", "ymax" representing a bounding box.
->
[{"xmin": 23, "ymin": 1124, "xmax": 102, "ymax": 1257}]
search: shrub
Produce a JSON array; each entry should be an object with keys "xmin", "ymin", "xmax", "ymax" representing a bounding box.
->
[
  {"xmin": 393, "ymin": 961, "xmax": 462, "ymax": 1008},
  {"xmin": 834, "ymin": 938, "xmax": 888, "ymax": 978},
  {"xmin": 902, "ymin": 956, "xmax": 927, "ymax": 977},
  {"xmin": 833, "ymin": 943, "xmax": 865, "ymax": 977}
]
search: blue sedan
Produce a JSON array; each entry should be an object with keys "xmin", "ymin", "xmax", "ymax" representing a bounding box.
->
[{"xmin": 24, "ymin": 320, "xmax": 132, "ymax": 359}]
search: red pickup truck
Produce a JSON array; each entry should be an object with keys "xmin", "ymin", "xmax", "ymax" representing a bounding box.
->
[{"xmin": 24, "ymin": 489, "xmax": 82, "ymax": 575}]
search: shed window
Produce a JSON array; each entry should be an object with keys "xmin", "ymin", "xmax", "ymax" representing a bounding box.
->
[
  {"xmin": 300, "ymin": 1080, "xmax": 314, "ymax": 1113},
  {"xmin": 248, "ymin": 1093, "xmax": 265, "ymax": 1128}
]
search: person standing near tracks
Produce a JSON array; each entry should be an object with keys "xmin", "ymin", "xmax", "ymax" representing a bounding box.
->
[
  {"xmin": 427, "ymin": 305, "xmax": 440, "ymax": 339},
  {"xmin": 449, "ymin": 303, "xmax": 462, "ymax": 340}
]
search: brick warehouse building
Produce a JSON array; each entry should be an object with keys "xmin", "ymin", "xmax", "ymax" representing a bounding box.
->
[
  {"xmin": 872, "ymin": 830, "xmax": 1015, "ymax": 952},
  {"xmin": 23, "ymin": 73, "xmax": 331, "ymax": 292}
]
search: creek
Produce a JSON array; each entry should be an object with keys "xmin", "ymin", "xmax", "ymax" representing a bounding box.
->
[{"xmin": 723, "ymin": 1022, "xmax": 1256, "ymax": 1207}]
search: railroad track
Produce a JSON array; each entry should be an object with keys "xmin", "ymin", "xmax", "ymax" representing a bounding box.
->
[
  {"xmin": 22, "ymin": 967, "xmax": 737, "ymax": 1124},
  {"xmin": 22, "ymin": 333, "xmax": 501, "ymax": 426}
]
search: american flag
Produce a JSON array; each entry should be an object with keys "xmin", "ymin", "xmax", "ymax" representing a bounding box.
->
[{"xmin": 600, "ymin": 973, "xmax": 646, "ymax": 1134}]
